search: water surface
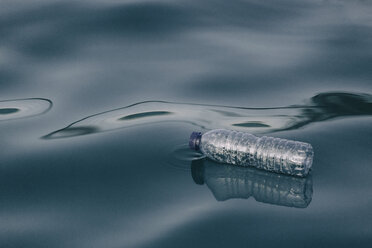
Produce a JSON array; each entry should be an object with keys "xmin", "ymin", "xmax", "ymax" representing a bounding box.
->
[{"xmin": 0, "ymin": 1, "xmax": 372, "ymax": 247}]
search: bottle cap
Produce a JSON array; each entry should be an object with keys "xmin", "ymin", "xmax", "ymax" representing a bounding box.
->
[{"xmin": 189, "ymin": 131, "xmax": 202, "ymax": 150}]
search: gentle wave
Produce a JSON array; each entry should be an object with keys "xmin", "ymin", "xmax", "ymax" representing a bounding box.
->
[
  {"xmin": 162, "ymin": 143, "xmax": 205, "ymax": 171},
  {"xmin": 0, "ymin": 98, "xmax": 52, "ymax": 121},
  {"xmin": 43, "ymin": 92, "xmax": 372, "ymax": 139}
]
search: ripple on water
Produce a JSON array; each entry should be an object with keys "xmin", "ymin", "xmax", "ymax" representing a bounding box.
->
[
  {"xmin": 43, "ymin": 92, "xmax": 372, "ymax": 139},
  {"xmin": 161, "ymin": 143, "xmax": 205, "ymax": 171},
  {"xmin": 41, "ymin": 101, "xmax": 298, "ymax": 139},
  {"xmin": 0, "ymin": 98, "xmax": 52, "ymax": 121}
]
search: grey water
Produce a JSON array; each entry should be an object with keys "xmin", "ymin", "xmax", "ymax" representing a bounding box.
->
[{"xmin": 1, "ymin": 0, "xmax": 372, "ymax": 247}]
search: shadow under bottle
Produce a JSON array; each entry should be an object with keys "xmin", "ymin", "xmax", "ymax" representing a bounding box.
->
[{"xmin": 191, "ymin": 159, "xmax": 313, "ymax": 208}]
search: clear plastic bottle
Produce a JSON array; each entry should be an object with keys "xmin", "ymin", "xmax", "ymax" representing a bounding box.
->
[{"xmin": 189, "ymin": 129, "xmax": 313, "ymax": 177}]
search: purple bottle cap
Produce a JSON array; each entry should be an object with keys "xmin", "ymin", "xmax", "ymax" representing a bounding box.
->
[{"xmin": 189, "ymin": 131, "xmax": 202, "ymax": 151}]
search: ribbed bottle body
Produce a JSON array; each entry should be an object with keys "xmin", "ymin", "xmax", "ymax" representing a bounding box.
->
[{"xmin": 199, "ymin": 129, "xmax": 313, "ymax": 177}]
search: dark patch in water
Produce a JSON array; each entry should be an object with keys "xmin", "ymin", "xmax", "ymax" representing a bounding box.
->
[
  {"xmin": 0, "ymin": 2, "xmax": 192, "ymax": 57},
  {"xmin": 280, "ymin": 92, "xmax": 372, "ymax": 131},
  {"xmin": 42, "ymin": 126, "xmax": 99, "ymax": 139},
  {"xmin": 119, "ymin": 111, "xmax": 173, "ymax": 121},
  {"xmin": 232, "ymin": 122, "xmax": 270, "ymax": 127},
  {"xmin": 0, "ymin": 108, "xmax": 19, "ymax": 114},
  {"xmin": 0, "ymin": 1, "xmax": 304, "ymax": 58}
]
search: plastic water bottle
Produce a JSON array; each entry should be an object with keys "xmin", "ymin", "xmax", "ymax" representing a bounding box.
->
[{"xmin": 189, "ymin": 129, "xmax": 313, "ymax": 177}]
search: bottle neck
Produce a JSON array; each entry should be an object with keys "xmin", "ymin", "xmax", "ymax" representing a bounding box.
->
[{"xmin": 189, "ymin": 132, "xmax": 202, "ymax": 151}]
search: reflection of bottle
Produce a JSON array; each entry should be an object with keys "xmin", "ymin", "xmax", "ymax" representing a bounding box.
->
[
  {"xmin": 191, "ymin": 159, "xmax": 313, "ymax": 208},
  {"xmin": 189, "ymin": 129, "xmax": 313, "ymax": 177}
]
